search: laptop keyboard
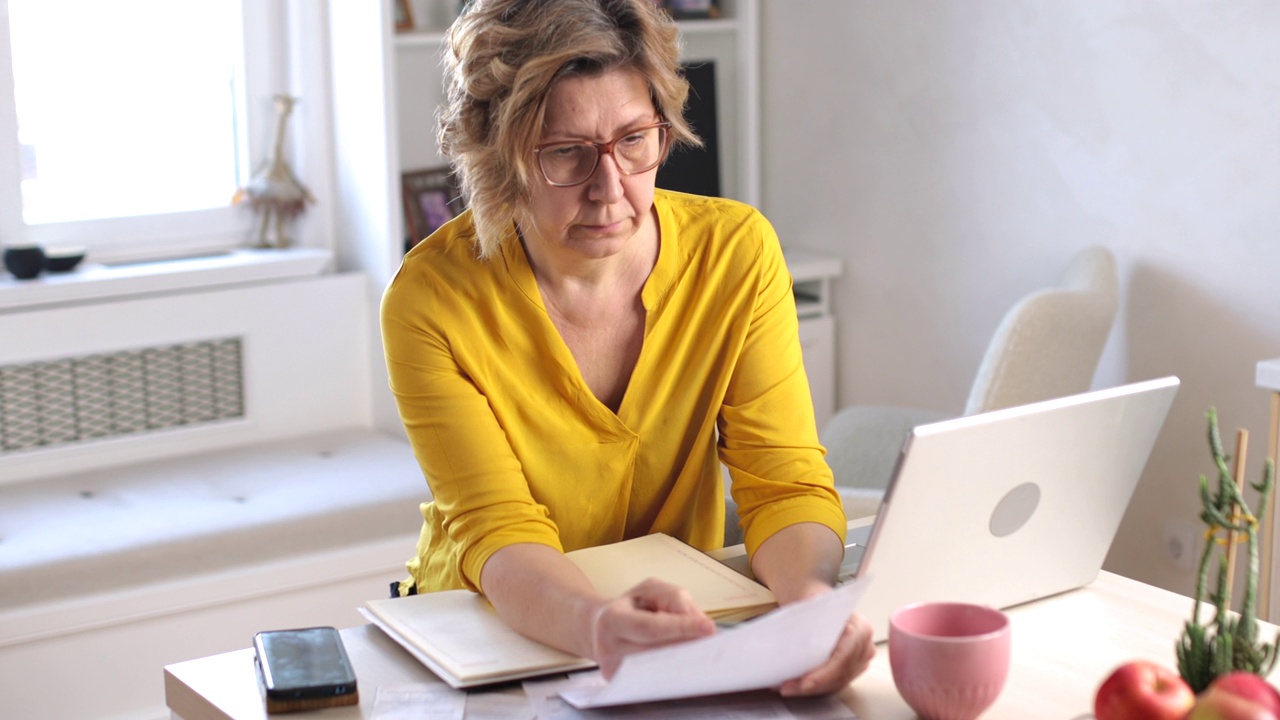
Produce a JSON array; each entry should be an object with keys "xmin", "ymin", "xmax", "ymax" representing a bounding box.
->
[
  {"xmin": 837, "ymin": 524, "xmax": 872, "ymax": 585},
  {"xmin": 836, "ymin": 544, "xmax": 864, "ymax": 586}
]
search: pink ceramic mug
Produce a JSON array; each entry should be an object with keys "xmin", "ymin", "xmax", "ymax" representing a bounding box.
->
[{"xmin": 889, "ymin": 602, "xmax": 1012, "ymax": 720}]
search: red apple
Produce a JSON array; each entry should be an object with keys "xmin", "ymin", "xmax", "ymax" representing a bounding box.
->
[
  {"xmin": 1187, "ymin": 672, "xmax": 1280, "ymax": 720},
  {"xmin": 1094, "ymin": 660, "xmax": 1196, "ymax": 720}
]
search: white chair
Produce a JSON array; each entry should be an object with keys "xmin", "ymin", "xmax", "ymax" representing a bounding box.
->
[{"xmin": 824, "ymin": 245, "xmax": 1120, "ymax": 519}]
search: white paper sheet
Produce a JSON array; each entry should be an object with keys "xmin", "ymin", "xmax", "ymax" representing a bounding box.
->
[
  {"xmin": 465, "ymin": 686, "xmax": 538, "ymax": 719},
  {"xmin": 557, "ymin": 578, "xmax": 870, "ymax": 709},
  {"xmin": 527, "ymin": 676, "xmax": 859, "ymax": 719},
  {"xmin": 371, "ymin": 684, "xmax": 466, "ymax": 720}
]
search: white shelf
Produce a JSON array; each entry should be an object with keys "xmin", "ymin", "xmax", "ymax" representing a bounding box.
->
[
  {"xmin": 395, "ymin": 16, "xmax": 740, "ymax": 42},
  {"xmin": 675, "ymin": 17, "xmax": 740, "ymax": 35},
  {"xmin": 787, "ymin": 247, "xmax": 841, "ymax": 324},
  {"xmin": 785, "ymin": 247, "xmax": 844, "ymax": 283},
  {"xmin": 394, "ymin": 16, "xmax": 740, "ymax": 47},
  {"xmin": 394, "ymin": 30, "xmax": 446, "ymax": 48},
  {"xmin": 0, "ymin": 248, "xmax": 332, "ymax": 313},
  {"xmin": 1258, "ymin": 358, "xmax": 1280, "ymax": 391}
]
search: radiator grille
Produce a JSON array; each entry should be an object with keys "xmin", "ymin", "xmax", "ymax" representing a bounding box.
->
[{"xmin": 0, "ymin": 338, "xmax": 244, "ymax": 453}]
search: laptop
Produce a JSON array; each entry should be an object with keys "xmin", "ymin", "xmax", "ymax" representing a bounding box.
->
[{"xmin": 837, "ymin": 376, "xmax": 1179, "ymax": 641}]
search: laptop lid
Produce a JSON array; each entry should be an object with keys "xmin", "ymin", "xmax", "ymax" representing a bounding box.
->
[{"xmin": 853, "ymin": 376, "xmax": 1179, "ymax": 641}]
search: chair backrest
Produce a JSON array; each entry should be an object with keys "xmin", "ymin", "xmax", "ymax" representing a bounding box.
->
[{"xmin": 962, "ymin": 246, "xmax": 1119, "ymax": 416}]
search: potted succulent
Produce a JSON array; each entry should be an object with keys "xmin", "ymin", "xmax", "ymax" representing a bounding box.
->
[{"xmin": 1176, "ymin": 408, "xmax": 1279, "ymax": 693}]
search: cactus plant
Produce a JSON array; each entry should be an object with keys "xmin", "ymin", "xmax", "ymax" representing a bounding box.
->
[{"xmin": 1176, "ymin": 408, "xmax": 1278, "ymax": 692}]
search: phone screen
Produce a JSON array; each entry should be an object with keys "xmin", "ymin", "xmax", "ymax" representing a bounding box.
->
[{"xmin": 254, "ymin": 626, "xmax": 357, "ymax": 700}]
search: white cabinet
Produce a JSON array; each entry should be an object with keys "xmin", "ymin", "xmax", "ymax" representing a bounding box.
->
[{"xmin": 786, "ymin": 248, "xmax": 843, "ymax": 431}]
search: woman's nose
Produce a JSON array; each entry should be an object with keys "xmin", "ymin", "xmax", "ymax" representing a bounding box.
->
[{"xmin": 586, "ymin": 152, "xmax": 626, "ymax": 202}]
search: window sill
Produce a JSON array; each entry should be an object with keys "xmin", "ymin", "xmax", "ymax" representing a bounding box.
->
[{"xmin": 0, "ymin": 247, "xmax": 333, "ymax": 313}]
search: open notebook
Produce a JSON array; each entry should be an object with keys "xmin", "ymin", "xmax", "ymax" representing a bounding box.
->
[{"xmin": 361, "ymin": 532, "xmax": 775, "ymax": 689}]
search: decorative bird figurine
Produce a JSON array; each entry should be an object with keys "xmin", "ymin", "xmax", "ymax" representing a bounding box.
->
[{"xmin": 232, "ymin": 94, "xmax": 315, "ymax": 248}]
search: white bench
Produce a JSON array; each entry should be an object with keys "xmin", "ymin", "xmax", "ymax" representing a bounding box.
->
[
  {"xmin": 0, "ymin": 271, "xmax": 431, "ymax": 719},
  {"xmin": 0, "ymin": 427, "xmax": 427, "ymax": 612},
  {"xmin": 0, "ymin": 428, "xmax": 429, "ymax": 720}
]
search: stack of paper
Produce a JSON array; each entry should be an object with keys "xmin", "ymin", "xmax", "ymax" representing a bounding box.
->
[
  {"xmin": 361, "ymin": 533, "xmax": 777, "ymax": 688},
  {"xmin": 562, "ymin": 533, "xmax": 776, "ymax": 622}
]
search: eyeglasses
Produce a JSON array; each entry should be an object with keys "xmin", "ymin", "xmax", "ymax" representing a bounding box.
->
[{"xmin": 533, "ymin": 121, "xmax": 671, "ymax": 187}]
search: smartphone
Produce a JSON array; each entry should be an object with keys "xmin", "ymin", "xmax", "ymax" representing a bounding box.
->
[{"xmin": 253, "ymin": 626, "xmax": 358, "ymax": 712}]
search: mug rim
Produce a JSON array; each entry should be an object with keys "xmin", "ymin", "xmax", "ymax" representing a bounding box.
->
[{"xmin": 890, "ymin": 601, "xmax": 1010, "ymax": 641}]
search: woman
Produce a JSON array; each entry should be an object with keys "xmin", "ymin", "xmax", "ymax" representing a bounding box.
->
[{"xmin": 380, "ymin": 0, "xmax": 874, "ymax": 696}]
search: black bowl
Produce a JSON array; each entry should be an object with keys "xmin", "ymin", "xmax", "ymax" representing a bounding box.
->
[
  {"xmin": 4, "ymin": 245, "xmax": 45, "ymax": 280},
  {"xmin": 43, "ymin": 246, "xmax": 86, "ymax": 273}
]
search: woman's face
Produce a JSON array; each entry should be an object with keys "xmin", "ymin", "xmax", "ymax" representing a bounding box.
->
[{"xmin": 522, "ymin": 68, "xmax": 660, "ymax": 262}]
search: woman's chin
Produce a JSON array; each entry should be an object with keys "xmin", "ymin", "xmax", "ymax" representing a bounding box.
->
[{"xmin": 565, "ymin": 231, "xmax": 633, "ymax": 259}]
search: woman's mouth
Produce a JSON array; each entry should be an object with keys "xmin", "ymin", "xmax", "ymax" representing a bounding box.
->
[{"xmin": 581, "ymin": 218, "xmax": 627, "ymax": 234}]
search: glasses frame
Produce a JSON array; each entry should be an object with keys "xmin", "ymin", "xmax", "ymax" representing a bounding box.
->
[{"xmin": 533, "ymin": 121, "xmax": 673, "ymax": 187}]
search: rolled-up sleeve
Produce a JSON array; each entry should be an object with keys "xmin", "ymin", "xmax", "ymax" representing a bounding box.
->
[
  {"xmin": 716, "ymin": 221, "xmax": 846, "ymax": 557},
  {"xmin": 381, "ymin": 251, "xmax": 562, "ymax": 592}
]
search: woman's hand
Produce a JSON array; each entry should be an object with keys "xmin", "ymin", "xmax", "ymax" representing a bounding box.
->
[
  {"xmin": 589, "ymin": 577, "xmax": 717, "ymax": 678},
  {"xmin": 749, "ymin": 523, "xmax": 876, "ymax": 696},
  {"xmin": 778, "ymin": 610, "xmax": 876, "ymax": 697}
]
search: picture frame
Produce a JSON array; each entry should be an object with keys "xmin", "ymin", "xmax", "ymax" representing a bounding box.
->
[
  {"xmin": 394, "ymin": 0, "xmax": 414, "ymax": 32},
  {"xmin": 658, "ymin": 0, "xmax": 721, "ymax": 20},
  {"xmin": 401, "ymin": 167, "xmax": 464, "ymax": 251}
]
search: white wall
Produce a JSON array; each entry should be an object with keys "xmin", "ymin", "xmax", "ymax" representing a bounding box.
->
[{"xmin": 760, "ymin": 2, "xmax": 1280, "ymax": 598}]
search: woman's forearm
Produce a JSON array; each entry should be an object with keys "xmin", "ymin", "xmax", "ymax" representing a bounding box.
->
[
  {"xmin": 478, "ymin": 541, "xmax": 717, "ymax": 676},
  {"xmin": 749, "ymin": 522, "xmax": 845, "ymax": 604},
  {"xmin": 479, "ymin": 542, "xmax": 605, "ymax": 659}
]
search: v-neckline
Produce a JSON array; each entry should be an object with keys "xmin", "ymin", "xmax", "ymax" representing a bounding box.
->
[{"xmin": 499, "ymin": 196, "xmax": 680, "ymax": 425}]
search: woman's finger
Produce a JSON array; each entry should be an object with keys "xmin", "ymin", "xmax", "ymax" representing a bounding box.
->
[
  {"xmin": 591, "ymin": 582, "xmax": 717, "ymax": 678},
  {"xmin": 626, "ymin": 577, "xmax": 705, "ymax": 615},
  {"xmin": 779, "ymin": 613, "xmax": 876, "ymax": 696}
]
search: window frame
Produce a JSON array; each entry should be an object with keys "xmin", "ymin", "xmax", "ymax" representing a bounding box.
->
[{"xmin": 0, "ymin": 0, "xmax": 329, "ymax": 267}]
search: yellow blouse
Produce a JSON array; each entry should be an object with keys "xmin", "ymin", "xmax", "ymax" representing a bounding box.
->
[{"xmin": 380, "ymin": 189, "xmax": 845, "ymax": 593}]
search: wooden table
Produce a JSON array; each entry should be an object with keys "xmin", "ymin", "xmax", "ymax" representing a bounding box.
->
[{"xmin": 166, "ymin": 571, "xmax": 1250, "ymax": 719}]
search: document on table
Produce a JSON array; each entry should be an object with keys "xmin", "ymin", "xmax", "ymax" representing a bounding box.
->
[
  {"xmin": 556, "ymin": 577, "xmax": 870, "ymax": 710},
  {"xmin": 370, "ymin": 684, "xmax": 536, "ymax": 720},
  {"xmin": 527, "ymin": 676, "xmax": 857, "ymax": 719},
  {"xmin": 370, "ymin": 685, "xmax": 466, "ymax": 720}
]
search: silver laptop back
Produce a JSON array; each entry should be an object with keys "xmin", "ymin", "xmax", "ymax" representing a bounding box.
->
[{"xmin": 853, "ymin": 376, "xmax": 1179, "ymax": 641}]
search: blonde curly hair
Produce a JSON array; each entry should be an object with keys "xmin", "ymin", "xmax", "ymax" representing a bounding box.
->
[{"xmin": 438, "ymin": 0, "xmax": 700, "ymax": 258}]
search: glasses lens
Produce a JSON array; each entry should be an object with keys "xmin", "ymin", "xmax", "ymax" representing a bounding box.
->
[
  {"xmin": 538, "ymin": 124, "xmax": 667, "ymax": 186},
  {"xmin": 613, "ymin": 125, "xmax": 665, "ymax": 175},
  {"xmin": 539, "ymin": 144, "xmax": 597, "ymax": 186}
]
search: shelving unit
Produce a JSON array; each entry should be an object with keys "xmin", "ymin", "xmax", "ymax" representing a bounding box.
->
[
  {"xmin": 388, "ymin": 0, "xmax": 760, "ymax": 270},
  {"xmin": 328, "ymin": 0, "xmax": 757, "ymax": 283},
  {"xmin": 788, "ymin": 249, "xmax": 843, "ymax": 429}
]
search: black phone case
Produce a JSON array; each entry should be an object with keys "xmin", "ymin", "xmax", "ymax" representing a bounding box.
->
[{"xmin": 253, "ymin": 627, "xmax": 358, "ymax": 713}]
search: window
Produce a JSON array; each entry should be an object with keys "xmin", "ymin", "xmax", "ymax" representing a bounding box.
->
[{"xmin": 0, "ymin": 0, "xmax": 300, "ymax": 265}]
